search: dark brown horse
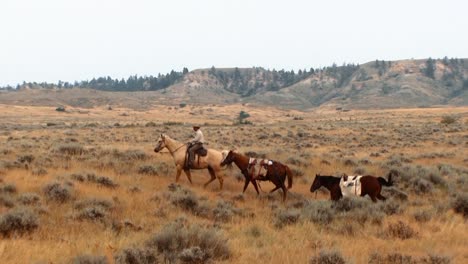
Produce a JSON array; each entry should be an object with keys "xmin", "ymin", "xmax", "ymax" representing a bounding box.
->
[
  {"xmin": 310, "ymin": 171, "xmax": 395, "ymax": 202},
  {"xmin": 220, "ymin": 150, "xmax": 261, "ymax": 195},
  {"xmin": 309, "ymin": 175, "xmax": 343, "ymax": 201},
  {"xmin": 257, "ymin": 159, "xmax": 293, "ymax": 202}
]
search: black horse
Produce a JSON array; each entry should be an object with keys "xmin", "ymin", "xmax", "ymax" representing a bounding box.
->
[{"xmin": 310, "ymin": 174, "xmax": 343, "ymax": 201}]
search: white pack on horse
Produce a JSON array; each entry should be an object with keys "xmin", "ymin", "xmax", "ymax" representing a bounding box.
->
[
  {"xmin": 339, "ymin": 175, "xmax": 363, "ymax": 197},
  {"xmin": 154, "ymin": 134, "xmax": 226, "ymax": 189}
]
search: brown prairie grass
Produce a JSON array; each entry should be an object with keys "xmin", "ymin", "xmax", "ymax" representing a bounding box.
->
[{"xmin": 0, "ymin": 104, "xmax": 466, "ymax": 263}]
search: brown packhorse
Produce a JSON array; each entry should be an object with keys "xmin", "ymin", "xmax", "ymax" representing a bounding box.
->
[
  {"xmin": 219, "ymin": 150, "xmax": 261, "ymax": 195},
  {"xmin": 154, "ymin": 134, "xmax": 225, "ymax": 189},
  {"xmin": 257, "ymin": 159, "xmax": 293, "ymax": 202}
]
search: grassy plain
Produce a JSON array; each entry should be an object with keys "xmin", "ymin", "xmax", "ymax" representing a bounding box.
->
[{"xmin": 0, "ymin": 104, "xmax": 467, "ymax": 263}]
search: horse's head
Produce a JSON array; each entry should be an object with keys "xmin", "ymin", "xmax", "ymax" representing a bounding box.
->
[
  {"xmin": 220, "ymin": 150, "xmax": 235, "ymax": 166},
  {"xmin": 154, "ymin": 134, "xmax": 167, "ymax": 153},
  {"xmin": 310, "ymin": 174, "xmax": 322, "ymax": 192}
]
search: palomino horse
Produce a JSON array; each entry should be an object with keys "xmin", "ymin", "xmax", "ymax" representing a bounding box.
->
[
  {"xmin": 154, "ymin": 134, "xmax": 225, "ymax": 189},
  {"xmin": 219, "ymin": 150, "xmax": 261, "ymax": 195},
  {"xmin": 310, "ymin": 171, "xmax": 395, "ymax": 202},
  {"xmin": 257, "ymin": 159, "xmax": 293, "ymax": 202}
]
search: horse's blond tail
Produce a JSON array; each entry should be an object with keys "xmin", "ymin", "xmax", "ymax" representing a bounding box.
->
[{"xmin": 285, "ymin": 165, "xmax": 293, "ymax": 189}]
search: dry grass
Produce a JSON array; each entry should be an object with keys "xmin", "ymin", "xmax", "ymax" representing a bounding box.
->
[{"xmin": 0, "ymin": 104, "xmax": 466, "ymax": 263}]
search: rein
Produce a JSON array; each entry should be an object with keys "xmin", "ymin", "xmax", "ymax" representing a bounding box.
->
[{"xmin": 164, "ymin": 141, "xmax": 186, "ymax": 155}]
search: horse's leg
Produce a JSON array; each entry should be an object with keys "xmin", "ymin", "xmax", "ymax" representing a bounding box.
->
[
  {"xmin": 175, "ymin": 165, "xmax": 183, "ymax": 182},
  {"xmin": 251, "ymin": 179, "xmax": 260, "ymax": 195},
  {"xmin": 369, "ymin": 194, "xmax": 377, "ymax": 202},
  {"xmin": 214, "ymin": 168, "xmax": 224, "ymax": 190},
  {"xmin": 377, "ymin": 193, "xmax": 386, "ymax": 201},
  {"xmin": 183, "ymin": 169, "xmax": 193, "ymax": 184},
  {"xmin": 203, "ymin": 166, "xmax": 217, "ymax": 188},
  {"xmin": 281, "ymin": 185, "xmax": 287, "ymax": 202},
  {"xmin": 242, "ymin": 177, "xmax": 250, "ymax": 193},
  {"xmin": 269, "ymin": 186, "xmax": 280, "ymax": 193}
]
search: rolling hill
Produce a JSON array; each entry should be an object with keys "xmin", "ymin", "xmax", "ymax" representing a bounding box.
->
[{"xmin": 0, "ymin": 58, "xmax": 466, "ymax": 110}]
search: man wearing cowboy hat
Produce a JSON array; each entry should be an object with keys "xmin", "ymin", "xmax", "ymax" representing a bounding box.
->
[{"xmin": 186, "ymin": 125, "xmax": 205, "ymax": 169}]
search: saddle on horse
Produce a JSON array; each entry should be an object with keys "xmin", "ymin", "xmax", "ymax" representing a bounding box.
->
[{"xmin": 185, "ymin": 142, "xmax": 208, "ymax": 169}]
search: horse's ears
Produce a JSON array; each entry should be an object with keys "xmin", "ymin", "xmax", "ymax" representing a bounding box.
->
[{"xmin": 160, "ymin": 133, "xmax": 165, "ymax": 139}]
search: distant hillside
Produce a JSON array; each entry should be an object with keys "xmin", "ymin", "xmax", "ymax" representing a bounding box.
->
[
  {"xmin": 249, "ymin": 58, "xmax": 468, "ymax": 109},
  {"xmin": 0, "ymin": 58, "xmax": 466, "ymax": 109}
]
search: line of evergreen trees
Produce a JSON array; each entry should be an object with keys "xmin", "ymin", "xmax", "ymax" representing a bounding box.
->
[{"xmin": 2, "ymin": 68, "xmax": 189, "ymax": 91}]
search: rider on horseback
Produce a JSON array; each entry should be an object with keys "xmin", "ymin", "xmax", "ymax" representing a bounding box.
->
[{"xmin": 186, "ymin": 125, "xmax": 205, "ymax": 169}]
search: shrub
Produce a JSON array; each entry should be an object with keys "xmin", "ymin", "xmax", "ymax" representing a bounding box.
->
[
  {"xmin": 138, "ymin": 165, "xmax": 159, "ymax": 176},
  {"xmin": 287, "ymin": 157, "xmax": 304, "ymax": 166},
  {"xmin": 303, "ymin": 201, "xmax": 334, "ymax": 225},
  {"xmin": 378, "ymin": 199, "xmax": 404, "ymax": 216},
  {"xmin": 94, "ymin": 176, "xmax": 118, "ymax": 188},
  {"xmin": 274, "ymin": 209, "xmax": 300, "ymax": 228},
  {"xmin": 17, "ymin": 193, "xmax": 41, "ymax": 206},
  {"xmin": 343, "ymin": 159, "xmax": 357, "ymax": 166},
  {"xmin": 420, "ymin": 254, "xmax": 451, "ymax": 264},
  {"xmin": 117, "ymin": 149, "xmax": 148, "ymax": 161},
  {"xmin": 179, "ymin": 246, "xmax": 208, "ymax": 264},
  {"xmin": 73, "ymin": 198, "xmax": 114, "ymax": 221},
  {"xmin": 440, "ymin": 115, "xmax": 457, "ymax": 125},
  {"xmin": 54, "ymin": 143, "xmax": 85, "ymax": 155},
  {"xmin": 32, "ymin": 167, "xmax": 48, "ymax": 176},
  {"xmin": 452, "ymin": 194, "xmax": 468, "ymax": 218},
  {"xmin": 72, "ymin": 254, "xmax": 108, "ymax": 264},
  {"xmin": 1, "ymin": 183, "xmax": 17, "ymax": 194},
  {"xmin": 368, "ymin": 252, "xmax": 416, "ymax": 264},
  {"xmin": 309, "ymin": 249, "xmax": 347, "ymax": 264},
  {"xmin": 114, "ymin": 247, "xmax": 159, "ymax": 264},
  {"xmin": 145, "ymin": 121, "xmax": 157, "ymax": 127},
  {"xmin": 56, "ymin": 106, "xmax": 66, "ymax": 112},
  {"xmin": 246, "ymin": 225, "xmax": 262, "ymax": 238},
  {"xmin": 383, "ymin": 187, "xmax": 408, "ymax": 201},
  {"xmin": 72, "ymin": 172, "xmax": 118, "ymax": 188},
  {"xmin": 0, "ymin": 194, "xmax": 15, "ymax": 208},
  {"xmin": 410, "ymin": 177, "xmax": 433, "ymax": 194},
  {"xmin": 165, "ymin": 185, "xmax": 200, "ymax": 213},
  {"xmin": 146, "ymin": 221, "xmax": 230, "ymax": 263},
  {"xmin": 74, "ymin": 198, "xmax": 114, "ymax": 211},
  {"xmin": 17, "ymin": 154, "xmax": 34, "ymax": 163},
  {"xmin": 369, "ymin": 252, "xmax": 451, "ymax": 264},
  {"xmin": 75, "ymin": 206, "xmax": 107, "ymax": 222},
  {"xmin": 213, "ymin": 200, "xmax": 238, "ymax": 222},
  {"xmin": 43, "ymin": 182, "xmax": 72, "ymax": 203},
  {"xmin": 0, "ymin": 208, "xmax": 39, "ymax": 236},
  {"xmin": 171, "ymin": 190, "xmax": 198, "ymax": 210},
  {"xmin": 353, "ymin": 167, "xmax": 367, "ymax": 175},
  {"xmin": 332, "ymin": 197, "xmax": 368, "ymax": 212},
  {"xmin": 386, "ymin": 221, "xmax": 417, "ymax": 240},
  {"xmin": 128, "ymin": 186, "xmax": 142, "ymax": 193},
  {"xmin": 427, "ymin": 171, "xmax": 447, "ymax": 187},
  {"xmin": 413, "ymin": 210, "xmax": 433, "ymax": 223}
]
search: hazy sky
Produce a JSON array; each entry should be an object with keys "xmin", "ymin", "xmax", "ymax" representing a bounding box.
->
[{"xmin": 1, "ymin": 0, "xmax": 467, "ymax": 86}]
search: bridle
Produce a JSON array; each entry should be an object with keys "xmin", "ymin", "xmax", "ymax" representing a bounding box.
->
[{"xmin": 156, "ymin": 137, "xmax": 186, "ymax": 155}]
